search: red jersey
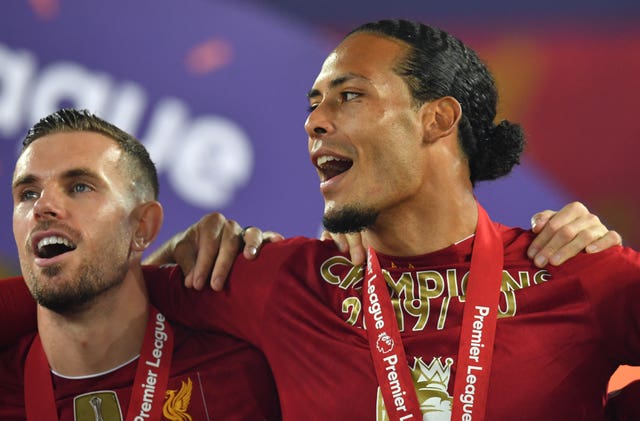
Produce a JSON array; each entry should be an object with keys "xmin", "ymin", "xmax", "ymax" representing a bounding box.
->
[
  {"xmin": 144, "ymin": 224, "xmax": 640, "ymax": 420},
  {"xmin": 0, "ymin": 267, "xmax": 280, "ymax": 421},
  {"xmin": 1, "ymin": 222, "xmax": 639, "ymax": 420}
]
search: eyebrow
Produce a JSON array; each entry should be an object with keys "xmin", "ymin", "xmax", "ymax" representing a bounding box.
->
[
  {"xmin": 307, "ymin": 73, "xmax": 371, "ymax": 99},
  {"xmin": 12, "ymin": 168, "xmax": 100, "ymax": 190}
]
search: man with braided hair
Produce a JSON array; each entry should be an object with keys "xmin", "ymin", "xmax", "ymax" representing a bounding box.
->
[
  {"xmin": 136, "ymin": 19, "xmax": 638, "ymax": 420},
  {"xmin": 0, "ymin": 20, "xmax": 635, "ymax": 420}
]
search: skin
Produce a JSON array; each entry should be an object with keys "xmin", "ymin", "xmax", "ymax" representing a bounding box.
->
[
  {"xmin": 147, "ymin": 34, "xmax": 623, "ymax": 287},
  {"xmin": 12, "ymin": 131, "xmax": 163, "ymax": 376},
  {"xmin": 307, "ymin": 32, "xmax": 478, "ymax": 256}
]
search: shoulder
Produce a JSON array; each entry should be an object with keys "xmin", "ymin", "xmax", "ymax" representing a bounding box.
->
[
  {"xmin": 543, "ymin": 246, "xmax": 640, "ymax": 317},
  {"xmin": 492, "ymin": 222, "xmax": 535, "ymax": 263},
  {"xmin": 232, "ymin": 236, "xmax": 344, "ymax": 272},
  {"xmin": 550, "ymin": 245, "xmax": 640, "ymax": 282}
]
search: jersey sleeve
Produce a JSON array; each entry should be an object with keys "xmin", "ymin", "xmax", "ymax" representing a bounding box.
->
[
  {"xmin": 0, "ymin": 277, "xmax": 36, "ymax": 348},
  {"xmin": 146, "ymin": 238, "xmax": 304, "ymax": 348},
  {"xmin": 557, "ymin": 246, "xmax": 640, "ymax": 365}
]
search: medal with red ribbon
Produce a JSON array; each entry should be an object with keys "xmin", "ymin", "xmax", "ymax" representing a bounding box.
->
[
  {"xmin": 25, "ymin": 306, "xmax": 174, "ymax": 421},
  {"xmin": 364, "ymin": 202, "xmax": 503, "ymax": 421}
]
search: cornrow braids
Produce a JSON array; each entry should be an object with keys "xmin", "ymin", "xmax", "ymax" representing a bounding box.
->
[{"xmin": 348, "ymin": 19, "xmax": 525, "ymax": 184}]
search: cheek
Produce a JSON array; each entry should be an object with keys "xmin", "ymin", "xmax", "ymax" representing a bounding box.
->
[{"xmin": 12, "ymin": 209, "xmax": 30, "ymax": 247}]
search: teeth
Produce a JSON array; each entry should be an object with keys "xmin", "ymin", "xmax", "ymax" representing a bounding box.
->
[
  {"xmin": 37, "ymin": 236, "xmax": 76, "ymax": 251},
  {"xmin": 317, "ymin": 156, "xmax": 347, "ymax": 167}
]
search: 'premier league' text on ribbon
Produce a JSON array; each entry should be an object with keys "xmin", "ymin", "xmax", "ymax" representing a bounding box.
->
[
  {"xmin": 459, "ymin": 305, "xmax": 490, "ymax": 420},
  {"xmin": 134, "ymin": 312, "xmax": 169, "ymax": 421}
]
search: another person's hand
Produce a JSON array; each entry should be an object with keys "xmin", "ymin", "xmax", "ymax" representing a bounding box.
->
[
  {"xmin": 144, "ymin": 213, "xmax": 284, "ymax": 291},
  {"xmin": 322, "ymin": 201, "xmax": 622, "ymax": 268},
  {"xmin": 527, "ymin": 201, "xmax": 622, "ymax": 267},
  {"xmin": 320, "ymin": 231, "xmax": 367, "ymax": 266}
]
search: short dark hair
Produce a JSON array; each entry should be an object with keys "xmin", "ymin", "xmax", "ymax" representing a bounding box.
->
[
  {"xmin": 22, "ymin": 108, "xmax": 159, "ymax": 200},
  {"xmin": 348, "ymin": 19, "xmax": 525, "ymax": 184}
]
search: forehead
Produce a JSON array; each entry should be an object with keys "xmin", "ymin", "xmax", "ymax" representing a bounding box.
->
[
  {"xmin": 14, "ymin": 131, "xmax": 123, "ymax": 180},
  {"xmin": 313, "ymin": 33, "xmax": 409, "ymax": 86}
]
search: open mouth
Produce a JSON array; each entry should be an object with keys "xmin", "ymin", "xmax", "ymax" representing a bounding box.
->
[
  {"xmin": 36, "ymin": 236, "xmax": 77, "ymax": 259},
  {"xmin": 316, "ymin": 156, "xmax": 353, "ymax": 181}
]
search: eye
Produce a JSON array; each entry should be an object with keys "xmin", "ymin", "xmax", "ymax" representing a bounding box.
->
[
  {"xmin": 307, "ymin": 103, "xmax": 319, "ymax": 113},
  {"xmin": 342, "ymin": 92, "xmax": 361, "ymax": 102},
  {"xmin": 19, "ymin": 189, "xmax": 40, "ymax": 202},
  {"xmin": 71, "ymin": 183, "xmax": 92, "ymax": 194}
]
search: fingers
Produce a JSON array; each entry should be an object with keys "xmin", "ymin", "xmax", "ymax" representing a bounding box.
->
[
  {"xmin": 323, "ymin": 231, "xmax": 349, "ymax": 253},
  {"xmin": 209, "ymin": 224, "xmax": 287, "ymax": 290},
  {"xmin": 585, "ymin": 230, "xmax": 622, "ymax": 253},
  {"xmin": 322, "ymin": 231, "xmax": 366, "ymax": 266},
  {"xmin": 345, "ymin": 232, "xmax": 366, "ymax": 266},
  {"xmin": 188, "ymin": 214, "xmax": 227, "ymax": 290},
  {"xmin": 527, "ymin": 201, "xmax": 621, "ymax": 268},
  {"xmin": 529, "ymin": 210, "xmax": 555, "ymax": 234},
  {"xmin": 241, "ymin": 226, "xmax": 261, "ymax": 259},
  {"xmin": 527, "ymin": 202, "xmax": 585, "ymax": 265},
  {"xmin": 208, "ymin": 220, "xmax": 243, "ymax": 291},
  {"xmin": 541, "ymin": 222, "xmax": 607, "ymax": 267},
  {"xmin": 241, "ymin": 228, "xmax": 286, "ymax": 260},
  {"xmin": 170, "ymin": 231, "xmax": 197, "ymax": 289},
  {"xmin": 262, "ymin": 231, "xmax": 285, "ymax": 243}
]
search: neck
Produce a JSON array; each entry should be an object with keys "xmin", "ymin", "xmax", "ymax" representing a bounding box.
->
[
  {"xmin": 363, "ymin": 190, "xmax": 478, "ymax": 257},
  {"xmin": 36, "ymin": 268, "xmax": 149, "ymax": 377}
]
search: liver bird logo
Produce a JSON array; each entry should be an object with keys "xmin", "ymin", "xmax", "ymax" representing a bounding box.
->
[{"xmin": 163, "ymin": 378, "xmax": 193, "ymax": 421}]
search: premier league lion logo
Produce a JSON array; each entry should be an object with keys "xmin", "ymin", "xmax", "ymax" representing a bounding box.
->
[{"xmin": 376, "ymin": 332, "xmax": 394, "ymax": 354}]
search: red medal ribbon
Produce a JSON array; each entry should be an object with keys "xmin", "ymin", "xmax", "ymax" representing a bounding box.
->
[
  {"xmin": 364, "ymin": 246, "xmax": 422, "ymax": 420},
  {"xmin": 364, "ymin": 202, "xmax": 503, "ymax": 421},
  {"xmin": 24, "ymin": 306, "xmax": 174, "ymax": 421},
  {"xmin": 451, "ymin": 204, "xmax": 503, "ymax": 421}
]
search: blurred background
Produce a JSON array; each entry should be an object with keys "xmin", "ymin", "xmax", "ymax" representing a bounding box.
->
[
  {"xmin": 1, "ymin": 0, "xmax": 639, "ymax": 275},
  {"xmin": 1, "ymin": 0, "xmax": 638, "ymax": 389}
]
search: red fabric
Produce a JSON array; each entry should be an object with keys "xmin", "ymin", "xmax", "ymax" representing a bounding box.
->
[
  {"xmin": 146, "ymin": 224, "xmax": 640, "ymax": 420},
  {"xmin": 2, "ymin": 216, "xmax": 639, "ymax": 419},
  {"xmin": 0, "ymin": 269, "xmax": 280, "ymax": 420}
]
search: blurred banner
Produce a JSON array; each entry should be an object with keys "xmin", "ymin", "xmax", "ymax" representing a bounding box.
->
[
  {"xmin": 1, "ymin": 1, "xmax": 638, "ymax": 276},
  {"xmin": 0, "ymin": 0, "xmax": 330, "ymax": 273}
]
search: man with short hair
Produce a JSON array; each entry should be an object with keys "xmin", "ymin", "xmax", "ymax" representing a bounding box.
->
[{"xmin": 0, "ymin": 109, "xmax": 280, "ymax": 419}]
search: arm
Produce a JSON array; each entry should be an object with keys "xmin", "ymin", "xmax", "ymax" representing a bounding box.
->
[
  {"xmin": 150, "ymin": 202, "xmax": 622, "ymax": 289},
  {"xmin": 323, "ymin": 201, "xmax": 621, "ymax": 268},
  {"xmin": 145, "ymin": 212, "xmax": 284, "ymax": 291}
]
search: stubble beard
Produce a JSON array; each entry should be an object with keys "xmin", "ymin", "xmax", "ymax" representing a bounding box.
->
[
  {"xmin": 322, "ymin": 205, "xmax": 379, "ymax": 233},
  {"xmin": 26, "ymin": 259, "xmax": 128, "ymax": 315}
]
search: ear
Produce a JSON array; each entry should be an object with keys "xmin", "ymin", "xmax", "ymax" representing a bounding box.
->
[
  {"xmin": 421, "ymin": 96, "xmax": 462, "ymax": 143},
  {"xmin": 131, "ymin": 201, "xmax": 164, "ymax": 252}
]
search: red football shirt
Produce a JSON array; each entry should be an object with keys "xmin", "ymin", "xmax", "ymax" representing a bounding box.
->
[
  {"xmin": 2, "ymin": 221, "xmax": 639, "ymax": 419},
  {"xmin": 0, "ymin": 267, "xmax": 280, "ymax": 420},
  {"xmin": 145, "ymin": 224, "xmax": 640, "ymax": 420}
]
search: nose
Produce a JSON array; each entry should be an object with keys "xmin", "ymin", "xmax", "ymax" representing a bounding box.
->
[
  {"xmin": 33, "ymin": 188, "xmax": 65, "ymax": 220},
  {"xmin": 304, "ymin": 102, "xmax": 335, "ymax": 138}
]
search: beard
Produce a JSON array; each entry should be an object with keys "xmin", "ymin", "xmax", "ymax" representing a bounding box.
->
[
  {"xmin": 25, "ymin": 256, "xmax": 128, "ymax": 315},
  {"xmin": 322, "ymin": 205, "xmax": 379, "ymax": 233}
]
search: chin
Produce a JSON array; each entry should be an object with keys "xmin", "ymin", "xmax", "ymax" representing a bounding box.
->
[{"xmin": 322, "ymin": 205, "xmax": 378, "ymax": 233}]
